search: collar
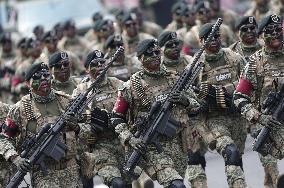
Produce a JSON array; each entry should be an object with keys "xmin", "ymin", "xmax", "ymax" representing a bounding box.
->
[
  {"xmin": 240, "ymin": 41, "xmax": 261, "ymax": 53},
  {"xmin": 52, "ymin": 78, "xmax": 72, "ymax": 87},
  {"xmin": 162, "ymin": 55, "xmax": 181, "ymax": 67},
  {"xmin": 205, "ymin": 48, "xmax": 224, "ymax": 62},
  {"xmin": 142, "ymin": 65, "xmax": 168, "ymax": 78},
  {"xmin": 31, "ymin": 89, "xmax": 56, "ymax": 103}
]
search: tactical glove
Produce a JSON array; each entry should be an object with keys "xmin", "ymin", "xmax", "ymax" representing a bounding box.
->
[
  {"xmin": 91, "ymin": 107, "xmax": 109, "ymax": 133},
  {"xmin": 128, "ymin": 136, "xmax": 146, "ymax": 154},
  {"xmin": 11, "ymin": 155, "xmax": 31, "ymax": 172},
  {"xmin": 258, "ymin": 114, "xmax": 283, "ymax": 129},
  {"xmin": 170, "ymin": 90, "xmax": 189, "ymax": 107},
  {"xmin": 63, "ymin": 112, "xmax": 80, "ymax": 133}
]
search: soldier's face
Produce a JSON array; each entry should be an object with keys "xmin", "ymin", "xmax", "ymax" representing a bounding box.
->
[
  {"xmin": 98, "ymin": 24, "xmax": 114, "ymax": 39},
  {"xmin": 52, "ymin": 60, "xmax": 71, "ymax": 82},
  {"xmin": 164, "ymin": 39, "xmax": 182, "ymax": 60},
  {"xmin": 124, "ymin": 20, "xmax": 138, "ymax": 38},
  {"xmin": 2, "ymin": 41, "xmax": 12, "ymax": 53},
  {"xmin": 197, "ymin": 8, "xmax": 209, "ymax": 23},
  {"xmin": 29, "ymin": 69, "xmax": 52, "ymax": 96},
  {"xmin": 140, "ymin": 46, "xmax": 161, "ymax": 72},
  {"xmin": 29, "ymin": 40, "xmax": 42, "ymax": 58},
  {"xmin": 239, "ymin": 24, "xmax": 257, "ymax": 45},
  {"xmin": 45, "ymin": 37, "xmax": 58, "ymax": 52},
  {"xmin": 173, "ymin": 10, "xmax": 183, "ymax": 24},
  {"xmin": 88, "ymin": 59, "xmax": 106, "ymax": 79},
  {"xmin": 65, "ymin": 26, "xmax": 76, "ymax": 38},
  {"xmin": 263, "ymin": 23, "xmax": 283, "ymax": 50},
  {"xmin": 203, "ymin": 33, "xmax": 221, "ymax": 54},
  {"xmin": 182, "ymin": 11, "xmax": 196, "ymax": 26}
]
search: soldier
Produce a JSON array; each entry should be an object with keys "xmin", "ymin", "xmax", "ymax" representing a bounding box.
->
[
  {"xmin": 0, "ymin": 102, "xmax": 16, "ymax": 188},
  {"xmin": 207, "ymin": 0, "xmax": 238, "ymax": 31},
  {"xmin": 84, "ymin": 11, "xmax": 103, "ymax": 42},
  {"xmin": 176, "ymin": 5, "xmax": 196, "ymax": 42},
  {"xmin": 230, "ymin": 15, "xmax": 279, "ymax": 188},
  {"xmin": 12, "ymin": 38, "xmax": 42, "ymax": 99},
  {"xmin": 105, "ymin": 34, "xmax": 141, "ymax": 81},
  {"xmin": 0, "ymin": 33, "xmax": 16, "ymax": 103},
  {"xmin": 245, "ymin": 0, "xmax": 272, "ymax": 21},
  {"xmin": 72, "ymin": 50, "xmax": 129, "ymax": 187},
  {"xmin": 183, "ymin": 1, "xmax": 235, "ymax": 56},
  {"xmin": 111, "ymin": 39, "xmax": 201, "ymax": 187},
  {"xmin": 230, "ymin": 16, "xmax": 262, "ymax": 61},
  {"xmin": 112, "ymin": 8, "xmax": 126, "ymax": 34},
  {"xmin": 121, "ymin": 12, "xmax": 154, "ymax": 56},
  {"xmin": 158, "ymin": 31, "xmax": 208, "ymax": 188},
  {"xmin": 196, "ymin": 23, "xmax": 248, "ymax": 188},
  {"xmin": 234, "ymin": 14, "xmax": 284, "ymax": 185},
  {"xmin": 33, "ymin": 25, "xmax": 45, "ymax": 41},
  {"xmin": 0, "ymin": 62, "xmax": 84, "ymax": 187},
  {"xmin": 58, "ymin": 19, "xmax": 89, "ymax": 59},
  {"xmin": 129, "ymin": 7, "xmax": 162, "ymax": 38},
  {"xmin": 53, "ymin": 22, "xmax": 64, "ymax": 41},
  {"xmin": 88, "ymin": 19, "xmax": 115, "ymax": 53},
  {"xmin": 48, "ymin": 51, "xmax": 79, "ymax": 95},
  {"xmin": 165, "ymin": 2, "xmax": 185, "ymax": 31},
  {"xmin": 41, "ymin": 31, "xmax": 85, "ymax": 75}
]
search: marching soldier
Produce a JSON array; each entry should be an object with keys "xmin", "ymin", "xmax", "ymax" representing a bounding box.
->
[
  {"xmin": 245, "ymin": 0, "xmax": 272, "ymax": 22},
  {"xmin": 234, "ymin": 14, "xmax": 284, "ymax": 186},
  {"xmin": 166, "ymin": 2, "xmax": 185, "ymax": 31},
  {"xmin": 176, "ymin": 5, "xmax": 196, "ymax": 42},
  {"xmin": 84, "ymin": 12, "xmax": 103, "ymax": 42}
]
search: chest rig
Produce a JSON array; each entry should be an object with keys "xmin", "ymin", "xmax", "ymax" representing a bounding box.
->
[{"xmin": 255, "ymin": 49, "xmax": 284, "ymax": 104}]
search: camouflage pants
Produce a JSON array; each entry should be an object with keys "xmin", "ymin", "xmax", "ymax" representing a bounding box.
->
[
  {"xmin": 138, "ymin": 136, "xmax": 186, "ymax": 188},
  {"xmin": 81, "ymin": 139, "xmax": 126, "ymax": 186},
  {"xmin": 205, "ymin": 113, "xmax": 247, "ymax": 188},
  {"xmin": 182, "ymin": 116, "xmax": 209, "ymax": 188},
  {"xmin": 31, "ymin": 158, "xmax": 82, "ymax": 188},
  {"xmin": 0, "ymin": 160, "xmax": 17, "ymax": 188}
]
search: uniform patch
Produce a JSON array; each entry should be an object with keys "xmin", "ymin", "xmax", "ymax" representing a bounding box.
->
[
  {"xmin": 111, "ymin": 68, "xmax": 128, "ymax": 76},
  {"xmin": 271, "ymin": 70, "xmax": 284, "ymax": 77},
  {"xmin": 60, "ymin": 52, "xmax": 67, "ymax": 59},
  {"xmin": 215, "ymin": 72, "xmax": 232, "ymax": 82},
  {"xmin": 155, "ymin": 93, "xmax": 169, "ymax": 102},
  {"xmin": 271, "ymin": 14, "xmax": 279, "ymax": 23},
  {"xmin": 249, "ymin": 17, "xmax": 254, "ymax": 24},
  {"xmin": 95, "ymin": 94, "xmax": 112, "ymax": 102}
]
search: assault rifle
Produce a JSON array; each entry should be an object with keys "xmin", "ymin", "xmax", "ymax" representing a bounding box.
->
[
  {"xmin": 6, "ymin": 47, "xmax": 124, "ymax": 188},
  {"xmin": 124, "ymin": 18, "xmax": 223, "ymax": 175},
  {"xmin": 252, "ymin": 83, "xmax": 284, "ymax": 152}
]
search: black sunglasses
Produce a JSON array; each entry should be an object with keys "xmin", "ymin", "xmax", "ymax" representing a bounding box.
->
[
  {"xmin": 32, "ymin": 70, "xmax": 50, "ymax": 80},
  {"xmin": 53, "ymin": 61, "xmax": 70, "ymax": 69},
  {"xmin": 165, "ymin": 41, "xmax": 180, "ymax": 48},
  {"xmin": 240, "ymin": 25, "xmax": 256, "ymax": 32}
]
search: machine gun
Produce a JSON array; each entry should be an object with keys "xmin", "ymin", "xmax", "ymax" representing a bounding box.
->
[
  {"xmin": 252, "ymin": 83, "xmax": 284, "ymax": 152},
  {"xmin": 124, "ymin": 18, "xmax": 223, "ymax": 175},
  {"xmin": 6, "ymin": 47, "xmax": 124, "ymax": 188}
]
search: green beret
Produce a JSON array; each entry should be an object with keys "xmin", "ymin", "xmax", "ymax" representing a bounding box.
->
[
  {"xmin": 121, "ymin": 12, "xmax": 137, "ymax": 24},
  {"xmin": 235, "ymin": 16, "xmax": 257, "ymax": 30},
  {"xmin": 258, "ymin": 14, "xmax": 282, "ymax": 35},
  {"xmin": 104, "ymin": 34, "xmax": 123, "ymax": 49},
  {"xmin": 199, "ymin": 23, "xmax": 214, "ymax": 39},
  {"xmin": 84, "ymin": 50, "xmax": 105, "ymax": 68},
  {"xmin": 49, "ymin": 51, "xmax": 69, "ymax": 67},
  {"xmin": 158, "ymin": 31, "xmax": 178, "ymax": 47},
  {"xmin": 25, "ymin": 62, "xmax": 48, "ymax": 81},
  {"xmin": 136, "ymin": 39, "xmax": 158, "ymax": 57}
]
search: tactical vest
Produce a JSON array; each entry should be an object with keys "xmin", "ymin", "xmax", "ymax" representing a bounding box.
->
[
  {"xmin": 18, "ymin": 91, "xmax": 77, "ymax": 158},
  {"xmin": 253, "ymin": 49, "xmax": 284, "ymax": 104}
]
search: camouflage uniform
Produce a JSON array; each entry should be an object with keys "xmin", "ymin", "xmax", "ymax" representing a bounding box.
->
[
  {"xmin": 0, "ymin": 102, "xmax": 15, "ymax": 188},
  {"xmin": 73, "ymin": 76, "xmax": 127, "ymax": 186},
  {"xmin": 0, "ymin": 89, "xmax": 83, "ymax": 188},
  {"xmin": 113, "ymin": 63, "xmax": 200, "ymax": 187},
  {"xmin": 197, "ymin": 47, "xmax": 248, "ymax": 188},
  {"xmin": 245, "ymin": 1, "xmax": 273, "ymax": 21}
]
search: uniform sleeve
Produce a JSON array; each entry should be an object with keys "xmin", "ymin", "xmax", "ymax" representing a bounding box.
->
[
  {"xmin": 112, "ymin": 81, "xmax": 134, "ymax": 145},
  {"xmin": 234, "ymin": 54, "xmax": 260, "ymax": 122},
  {"xmin": 0, "ymin": 134, "xmax": 17, "ymax": 161}
]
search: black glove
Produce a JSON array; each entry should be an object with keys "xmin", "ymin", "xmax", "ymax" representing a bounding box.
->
[
  {"xmin": 12, "ymin": 155, "xmax": 31, "ymax": 172},
  {"xmin": 170, "ymin": 91, "xmax": 189, "ymax": 107},
  {"xmin": 128, "ymin": 136, "xmax": 146, "ymax": 154},
  {"xmin": 91, "ymin": 107, "xmax": 109, "ymax": 133}
]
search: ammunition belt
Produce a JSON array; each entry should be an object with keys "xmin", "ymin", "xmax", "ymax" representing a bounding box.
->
[{"xmin": 130, "ymin": 73, "xmax": 151, "ymax": 108}]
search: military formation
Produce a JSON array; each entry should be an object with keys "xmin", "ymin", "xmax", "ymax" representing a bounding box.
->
[{"xmin": 0, "ymin": 0, "xmax": 284, "ymax": 188}]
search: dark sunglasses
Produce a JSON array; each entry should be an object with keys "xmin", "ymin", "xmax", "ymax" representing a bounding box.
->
[
  {"xmin": 90, "ymin": 59, "xmax": 106, "ymax": 67},
  {"xmin": 205, "ymin": 33, "xmax": 220, "ymax": 40},
  {"xmin": 240, "ymin": 25, "xmax": 256, "ymax": 32},
  {"xmin": 264, "ymin": 25, "xmax": 283, "ymax": 34},
  {"xmin": 32, "ymin": 70, "xmax": 51, "ymax": 80},
  {"xmin": 198, "ymin": 10, "xmax": 207, "ymax": 15},
  {"xmin": 53, "ymin": 61, "xmax": 70, "ymax": 69},
  {"xmin": 165, "ymin": 41, "xmax": 180, "ymax": 48},
  {"xmin": 144, "ymin": 48, "xmax": 161, "ymax": 57},
  {"xmin": 45, "ymin": 38, "xmax": 57, "ymax": 43}
]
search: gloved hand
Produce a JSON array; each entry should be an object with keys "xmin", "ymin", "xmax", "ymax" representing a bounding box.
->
[
  {"xmin": 11, "ymin": 155, "xmax": 31, "ymax": 172},
  {"xmin": 258, "ymin": 114, "xmax": 283, "ymax": 129},
  {"xmin": 128, "ymin": 137, "xmax": 146, "ymax": 154},
  {"xmin": 63, "ymin": 112, "xmax": 79, "ymax": 132},
  {"xmin": 91, "ymin": 107, "xmax": 109, "ymax": 133},
  {"xmin": 170, "ymin": 91, "xmax": 189, "ymax": 107}
]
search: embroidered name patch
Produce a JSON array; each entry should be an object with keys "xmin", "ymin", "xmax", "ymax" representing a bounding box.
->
[{"xmin": 215, "ymin": 72, "xmax": 232, "ymax": 82}]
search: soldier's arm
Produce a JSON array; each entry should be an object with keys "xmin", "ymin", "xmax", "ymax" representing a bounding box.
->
[
  {"xmin": 111, "ymin": 81, "xmax": 134, "ymax": 146},
  {"xmin": 233, "ymin": 58, "xmax": 260, "ymax": 122}
]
